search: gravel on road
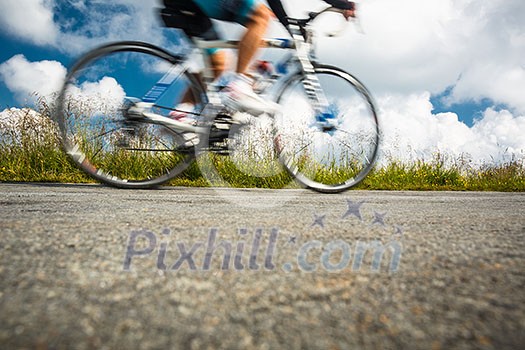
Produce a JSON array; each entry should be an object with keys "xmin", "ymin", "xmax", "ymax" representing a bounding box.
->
[{"xmin": 0, "ymin": 183, "xmax": 524, "ymax": 349}]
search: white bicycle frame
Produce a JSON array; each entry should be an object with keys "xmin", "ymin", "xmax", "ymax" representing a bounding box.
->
[{"xmin": 132, "ymin": 6, "xmax": 350, "ymax": 137}]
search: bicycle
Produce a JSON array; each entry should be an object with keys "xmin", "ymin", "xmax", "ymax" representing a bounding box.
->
[{"xmin": 56, "ymin": 6, "xmax": 379, "ymax": 193}]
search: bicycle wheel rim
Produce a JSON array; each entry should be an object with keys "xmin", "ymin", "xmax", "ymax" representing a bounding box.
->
[
  {"xmin": 56, "ymin": 42, "xmax": 204, "ymax": 188},
  {"xmin": 275, "ymin": 65, "xmax": 379, "ymax": 193}
]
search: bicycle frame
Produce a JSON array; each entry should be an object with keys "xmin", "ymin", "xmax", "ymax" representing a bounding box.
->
[
  {"xmin": 134, "ymin": 6, "xmax": 347, "ymax": 136},
  {"xmin": 134, "ymin": 37, "xmax": 295, "ymax": 129}
]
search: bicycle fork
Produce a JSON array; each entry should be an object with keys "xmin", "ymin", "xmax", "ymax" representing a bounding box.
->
[{"xmin": 290, "ymin": 25, "xmax": 336, "ymax": 132}]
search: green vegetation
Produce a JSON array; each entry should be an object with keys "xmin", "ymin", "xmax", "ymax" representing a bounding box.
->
[
  {"xmin": 357, "ymin": 158, "xmax": 525, "ymax": 191},
  {"xmin": 1, "ymin": 105, "xmax": 524, "ymax": 191},
  {"xmin": 0, "ymin": 104, "xmax": 89, "ymax": 183}
]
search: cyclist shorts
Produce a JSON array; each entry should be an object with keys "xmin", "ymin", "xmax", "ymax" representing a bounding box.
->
[
  {"xmin": 162, "ymin": 0, "xmax": 261, "ymax": 55},
  {"xmin": 192, "ymin": 0, "xmax": 262, "ymax": 25}
]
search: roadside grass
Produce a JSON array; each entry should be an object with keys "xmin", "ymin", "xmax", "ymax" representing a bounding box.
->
[
  {"xmin": 357, "ymin": 159, "xmax": 525, "ymax": 191},
  {"xmin": 1, "ymin": 107, "xmax": 524, "ymax": 191},
  {"xmin": 0, "ymin": 105, "xmax": 91, "ymax": 183}
]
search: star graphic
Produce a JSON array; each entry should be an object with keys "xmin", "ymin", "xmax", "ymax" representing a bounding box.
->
[
  {"xmin": 372, "ymin": 211, "xmax": 387, "ymax": 226},
  {"xmin": 311, "ymin": 213, "xmax": 326, "ymax": 228},
  {"xmin": 393, "ymin": 225, "xmax": 404, "ymax": 236},
  {"xmin": 342, "ymin": 199, "xmax": 365, "ymax": 221}
]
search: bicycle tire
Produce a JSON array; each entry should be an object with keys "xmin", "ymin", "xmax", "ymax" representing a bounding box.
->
[
  {"xmin": 274, "ymin": 64, "xmax": 380, "ymax": 193},
  {"xmin": 56, "ymin": 41, "xmax": 206, "ymax": 188}
]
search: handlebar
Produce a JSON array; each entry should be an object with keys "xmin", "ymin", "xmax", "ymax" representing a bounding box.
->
[
  {"xmin": 287, "ymin": 6, "xmax": 363, "ymax": 38},
  {"xmin": 308, "ymin": 6, "xmax": 348, "ymax": 21}
]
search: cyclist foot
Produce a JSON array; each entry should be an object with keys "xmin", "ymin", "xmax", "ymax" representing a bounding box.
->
[
  {"xmin": 168, "ymin": 103, "xmax": 200, "ymax": 147},
  {"xmin": 220, "ymin": 74, "xmax": 279, "ymax": 116}
]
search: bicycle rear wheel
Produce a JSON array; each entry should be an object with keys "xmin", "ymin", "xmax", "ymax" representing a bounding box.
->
[
  {"xmin": 56, "ymin": 41, "xmax": 205, "ymax": 188},
  {"xmin": 274, "ymin": 64, "xmax": 379, "ymax": 193}
]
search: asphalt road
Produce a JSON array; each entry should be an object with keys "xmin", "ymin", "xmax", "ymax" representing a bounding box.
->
[{"xmin": 0, "ymin": 183, "xmax": 524, "ymax": 349}]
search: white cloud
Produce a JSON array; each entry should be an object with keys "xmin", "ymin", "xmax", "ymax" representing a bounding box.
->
[
  {"xmin": 1, "ymin": 0, "xmax": 524, "ymax": 166},
  {"xmin": 266, "ymin": 0, "xmax": 525, "ymax": 162},
  {"xmin": 377, "ymin": 92, "xmax": 525, "ymax": 165},
  {"xmin": 0, "ymin": 54, "xmax": 67, "ymax": 103},
  {"xmin": 448, "ymin": 63, "xmax": 525, "ymax": 113},
  {"xmin": 283, "ymin": 0, "xmax": 525, "ymax": 114},
  {"xmin": 0, "ymin": 55, "xmax": 126, "ymax": 110},
  {"xmin": 65, "ymin": 77, "xmax": 126, "ymax": 116},
  {"xmin": 2, "ymin": 0, "xmax": 523, "ymax": 112},
  {"xmin": 471, "ymin": 108, "xmax": 525, "ymax": 157},
  {"xmin": 0, "ymin": 0, "xmax": 59, "ymax": 46},
  {"xmin": 55, "ymin": 0, "xmax": 170, "ymax": 54},
  {"xmin": 0, "ymin": 0, "xmax": 170, "ymax": 54}
]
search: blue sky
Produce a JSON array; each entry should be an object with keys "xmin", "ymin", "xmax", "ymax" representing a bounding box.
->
[
  {"xmin": 0, "ymin": 0, "xmax": 524, "ymax": 164},
  {"xmin": 0, "ymin": 34, "xmax": 69, "ymax": 108}
]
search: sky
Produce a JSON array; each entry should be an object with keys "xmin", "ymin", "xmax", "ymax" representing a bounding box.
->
[{"xmin": 0, "ymin": 0, "xmax": 524, "ymax": 165}]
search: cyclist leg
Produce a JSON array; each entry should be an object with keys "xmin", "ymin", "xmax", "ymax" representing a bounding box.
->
[
  {"xmin": 172, "ymin": 49, "xmax": 226, "ymax": 121},
  {"xmin": 237, "ymin": 4, "xmax": 272, "ymax": 74},
  {"xmin": 193, "ymin": 0, "xmax": 277, "ymax": 115},
  {"xmin": 161, "ymin": 0, "xmax": 225, "ymax": 77},
  {"xmin": 164, "ymin": 0, "xmax": 276, "ymax": 115},
  {"xmin": 192, "ymin": 0, "xmax": 272, "ymax": 74},
  {"xmin": 161, "ymin": 0, "xmax": 227, "ymax": 110}
]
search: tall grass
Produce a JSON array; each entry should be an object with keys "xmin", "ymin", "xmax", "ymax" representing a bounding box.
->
[
  {"xmin": 0, "ymin": 100, "xmax": 89, "ymax": 183},
  {"xmin": 357, "ymin": 155, "xmax": 525, "ymax": 191},
  {"xmin": 1, "ymin": 103, "xmax": 524, "ymax": 191}
]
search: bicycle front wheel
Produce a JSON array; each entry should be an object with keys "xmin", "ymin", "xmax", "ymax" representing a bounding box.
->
[
  {"xmin": 56, "ymin": 41, "xmax": 205, "ymax": 188},
  {"xmin": 274, "ymin": 64, "xmax": 379, "ymax": 193}
]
